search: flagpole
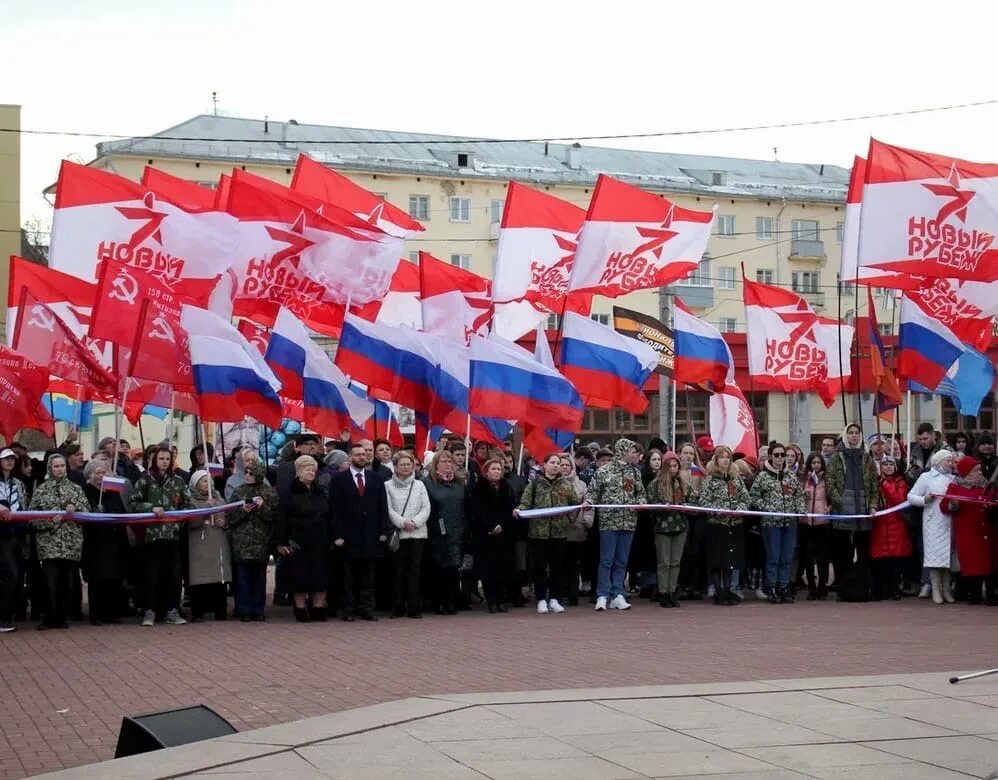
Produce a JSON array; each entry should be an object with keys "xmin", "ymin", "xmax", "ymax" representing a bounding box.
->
[
  {"xmin": 104, "ymin": 377, "xmax": 132, "ymax": 508},
  {"xmin": 517, "ymin": 440, "xmax": 525, "ymax": 474},
  {"xmin": 200, "ymin": 422, "xmax": 211, "ymax": 478},
  {"xmin": 837, "ymin": 273, "xmax": 848, "ymax": 429},
  {"xmin": 906, "ymin": 389, "xmax": 913, "ymax": 454},
  {"xmin": 384, "ymin": 410, "xmax": 393, "ymax": 445},
  {"xmin": 853, "ymin": 270, "xmax": 862, "ymax": 430},
  {"xmin": 464, "ymin": 414, "xmax": 471, "ymax": 471},
  {"xmin": 670, "ymin": 379, "xmax": 677, "ymax": 452}
]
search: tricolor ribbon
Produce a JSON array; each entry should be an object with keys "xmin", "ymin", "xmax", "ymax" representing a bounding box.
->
[
  {"xmin": 519, "ymin": 500, "xmax": 915, "ymax": 521},
  {"xmin": 3, "ymin": 501, "xmax": 245, "ymax": 525}
]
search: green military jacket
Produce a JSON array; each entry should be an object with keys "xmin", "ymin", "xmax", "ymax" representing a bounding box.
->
[
  {"xmin": 697, "ymin": 473, "xmax": 749, "ymax": 526},
  {"xmin": 227, "ymin": 465, "xmax": 278, "ymax": 562},
  {"xmin": 30, "ymin": 476, "xmax": 88, "ymax": 562},
  {"xmin": 825, "ymin": 446, "xmax": 879, "ymax": 531},
  {"xmin": 131, "ymin": 471, "xmax": 194, "ymax": 542},
  {"xmin": 518, "ymin": 474, "xmax": 579, "ymax": 540},
  {"xmin": 749, "ymin": 466, "xmax": 805, "ymax": 528},
  {"xmin": 584, "ymin": 439, "xmax": 647, "ymax": 532},
  {"xmin": 647, "ymin": 477, "xmax": 691, "ymax": 534}
]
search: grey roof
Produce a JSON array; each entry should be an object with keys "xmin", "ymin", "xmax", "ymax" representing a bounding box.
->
[{"xmin": 96, "ymin": 114, "xmax": 849, "ymax": 203}]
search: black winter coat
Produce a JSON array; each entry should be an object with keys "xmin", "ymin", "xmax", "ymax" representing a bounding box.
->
[
  {"xmin": 81, "ymin": 483, "xmax": 128, "ymax": 583},
  {"xmin": 470, "ymin": 478, "xmax": 516, "ymax": 545},
  {"xmin": 272, "ymin": 478, "xmax": 330, "ymax": 593},
  {"xmin": 328, "ymin": 469, "xmax": 392, "ymax": 560}
]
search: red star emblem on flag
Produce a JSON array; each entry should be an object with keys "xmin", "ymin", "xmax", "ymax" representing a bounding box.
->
[
  {"xmin": 776, "ymin": 300, "xmax": 819, "ymax": 344},
  {"xmin": 922, "ymin": 164, "xmax": 976, "ymax": 224}
]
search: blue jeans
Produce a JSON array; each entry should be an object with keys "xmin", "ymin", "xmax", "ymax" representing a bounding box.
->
[
  {"xmin": 234, "ymin": 561, "xmax": 267, "ymax": 618},
  {"xmin": 597, "ymin": 530, "xmax": 634, "ymax": 599},
  {"xmin": 762, "ymin": 525, "xmax": 798, "ymax": 588}
]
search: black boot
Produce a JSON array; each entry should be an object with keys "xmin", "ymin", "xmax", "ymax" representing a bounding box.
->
[
  {"xmin": 293, "ymin": 607, "xmax": 311, "ymax": 623},
  {"xmin": 309, "ymin": 605, "xmax": 327, "ymax": 622},
  {"xmin": 767, "ymin": 587, "xmax": 781, "ymax": 604},
  {"xmin": 781, "ymin": 586, "xmax": 795, "ymax": 603}
]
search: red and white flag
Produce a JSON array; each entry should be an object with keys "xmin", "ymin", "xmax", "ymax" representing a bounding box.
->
[
  {"xmin": 857, "ymin": 139, "xmax": 998, "ymax": 283},
  {"xmin": 709, "ymin": 385, "xmax": 758, "ymax": 460},
  {"xmin": 49, "ymin": 160, "xmax": 237, "ymax": 283},
  {"xmin": 291, "ymin": 154, "xmax": 424, "ymax": 238},
  {"xmin": 419, "ymin": 252, "xmax": 491, "ymax": 343},
  {"xmin": 11, "ymin": 288, "xmax": 118, "ymax": 397},
  {"xmin": 743, "ymin": 279, "xmax": 853, "ymax": 407},
  {"xmin": 124, "ymin": 381, "xmax": 199, "ymax": 426},
  {"xmin": 0, "ymin": 345, "xmax": 53, "ymax": 440},
  {"xmin": 568, "ymin": 175, "xmax": 715, "ymax": 298},
  {"xmin": 374, "ymin": 260, "xmax": 421, "ymax": 328},
  {"xmin": 491, "ymin": 182, "xmax": 587, "ymax": 340},
  {"xmin": 224, "ymin": 177, "xmax": 401, "ymax": 334},
  {"xmin": 905, "ymin": 277, "xmax": 995, "ymax": 352}
]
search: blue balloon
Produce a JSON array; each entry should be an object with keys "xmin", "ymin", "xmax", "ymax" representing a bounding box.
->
[
  {"xmin": 259, "ymin": 441, "xmax": 278, "ymax": 459},
  {"xmin": 283, "ymin": 420, "xmax": 302, "ymax": 435},
  {"xmin": 270, "ymin": 431, "xmax": 287, "ymax": 448}
]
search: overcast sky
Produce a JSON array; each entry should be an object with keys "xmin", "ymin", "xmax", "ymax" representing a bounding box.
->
[{"xmin": 5, "ymin": 0, "xmax": 998, "ymax": 230}]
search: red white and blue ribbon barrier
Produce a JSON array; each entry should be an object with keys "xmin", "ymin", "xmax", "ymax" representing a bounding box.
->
[
  {"xmin": 2, "ymin": 501, "xmax": 245, "ymax": 525},
  {"xmin": 518, "ymin": 501, "xmax": 915, "ymax": 521}
]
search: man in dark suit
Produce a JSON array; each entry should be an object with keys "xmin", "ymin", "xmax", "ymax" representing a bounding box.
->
[{"xmin": 329, "ymin": 443, "xmax": 391, "ymax": 621}]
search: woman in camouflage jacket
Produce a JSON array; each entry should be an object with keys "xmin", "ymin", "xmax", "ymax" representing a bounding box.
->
[
  {"xmin": 29, "ymin": 454, "xmax": 88, "ymax": 630},
  {"xmin": 749, "ymin": 443, "xmax": 806, "ymax": 603},
  {"xmin": 130, "ymin": 446, "xmax": 193, "ymax": 626},
  {"xmin": 648, "ymin": 452, "xmax": 691, "ymax": 608},
  {"xmin": 228, "ymin": 461, "xmax": 277, "ymax": 621},
  {"xmin": 697, "ymin": 446, "xmax": 750, "ymax": 606},
  {"xmin": 516, "ymin": 453, "xmax": 579, "ymax": 614}
]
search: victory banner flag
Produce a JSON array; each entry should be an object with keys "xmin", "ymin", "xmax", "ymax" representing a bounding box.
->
[
  {"xmin": 569, "ymin": 175, "xmax": 715, "ymax": 299},
  {"xmin": 419, "ymin": 251, "xmax": 492, "ymax": 344},
  {"xmin": 612, "ymin": 306, "xmax": 674, "ymax": 378},
  {"xmin": 743, "ymin": 279, "xmax": 853, "ymax": 407},
  {"xmin": 0, "ymin": 345, "xmax": 52, "ymax": 440},
  {"xmin": 141, "ymin": 166, "xmax": 218, "ymax": 210}
]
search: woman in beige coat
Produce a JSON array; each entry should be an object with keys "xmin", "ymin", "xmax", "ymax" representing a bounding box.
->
[{"xmin": 187, "ymin": 470, "xmax": 232, "ymax": 621}]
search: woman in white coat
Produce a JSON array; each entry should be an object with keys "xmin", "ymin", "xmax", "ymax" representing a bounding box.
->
[
  {"xmin": 907, "ymin": 450, "xmax": 956, "ymax": 604},
  {"xmin": 385, "ymin": 451, "xmax": 431, "ymax": 618}
]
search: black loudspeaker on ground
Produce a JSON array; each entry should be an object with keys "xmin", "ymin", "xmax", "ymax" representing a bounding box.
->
[{"xmin": 114, "ymin": 704, "xmax": 237, "ymax": 758}]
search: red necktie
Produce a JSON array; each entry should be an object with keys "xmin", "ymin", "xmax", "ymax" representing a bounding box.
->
[{"xmin": 356, "ymin": 471, "xmax": 365, "ymax": 496}]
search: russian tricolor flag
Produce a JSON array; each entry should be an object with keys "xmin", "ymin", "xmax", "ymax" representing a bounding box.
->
[
  {"xmin": 334, "ymin": 314, "xmax": 437, "ymax": 412},
  {"xmin": 180, "ymin": 306, "xmax": 284, "ymax": 429},
  {"xmin": 101, "ymin": 475, "xmax": 129, "ymax": 494},
  {"xmin": 523, "ymin": 323, "xmax": 575, "ymax": 456},
  {"xmin": 673, "ymin": 297, "xmax": 731, "ymax": 391},
  {"xmin": 897, "ymin": 294, "xmax": 965, "ymax": 391},
  {"xmin": 267, "ymin": 309, "xmax": 374, "ymax": 438},
  {"xmin": 560, "ymin": 312, "xmax": 658, "ymax": 413},
  {"xmin": 470, "ymin": 336, "xmax": 583, "ymax": 435}
]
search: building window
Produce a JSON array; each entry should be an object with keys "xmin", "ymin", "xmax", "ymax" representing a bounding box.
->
[
  {"xmin": 676, "ymin": 393, "xmax": 708, "ymax": 444},
  {"xmin": 791, "ymin": 219, "xmax": 820, "ymax": 241},
  {"xmin": 755, "ymin": 216, "xmax": 774, "ymax": 239},
  {"xmin": 449, "ymin": 197, "xmax": 471, "ymax": 222},
  {"xmin": 546, "ymin": 313, "xmax": 561, "ymax": 330},
  {"xmin": 590, "ymin": 313, "xmax": 609, "ymax": 325},
  {"xmin": 373, "ymin": 192, "xmax": 388, "ymax": 199},
  {"xmin": 942, "ymin": 392, "xmax": 995, "ymax": 437},
  {"xmin": 676, "ymin": 259, "xmax": 711, "ymax": 287},
  {"xmin": 490, "ymin": 199, "xmax": 505, "ymax": 223},
  {"xmin": 715, "ymin": 214, "xmax": 736, "ymax": 237},
  {"xmin": 756, "ymin": 268, "xmax": 775, "ymax": 284},
  {"xmin": 836, "ymin": 221, "xmax": 845, "ymax": 243},
  {"xmin": 839, "ymin": 278, "xmax": 854, "ymax": 296},
  {"xmin": 718, "ymin": 266, "xmax": 736, "ymax": 290},
  {"xmin": 450, "ymin": 254, "xmax": 471, "ymax": 270},
  {"xmin": 407, "ymin": 251, "xmax": 419, "ymax": 264},
  {"xmin": 792, "ymin": 271, "xmax": 820, "ymax": 293},
  {"xmin": 878, "ymin": 323, "xmax": 892, "ymax": 336},
  {"xmin": 408, "ymin": 195, "xmax": 429, "ymax": 220},
  {"xmin": 719, "ymin": 317, "xmax": 737, "ymax": 333}
]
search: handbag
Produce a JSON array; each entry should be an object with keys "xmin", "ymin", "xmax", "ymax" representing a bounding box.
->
[{"xmin": 388, "ymin": 482, "xmax": 415, "ymax": 553}]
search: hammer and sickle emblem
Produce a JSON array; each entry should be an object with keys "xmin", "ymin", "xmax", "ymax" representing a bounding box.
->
[
  {"xmin": 108, "ymin": 270, "xmax": 140, "ymax": 306},
  {"xmin": 27, "ymin": 305, "xmax": 57, "ymax": 333},
  {"xmin": 148, "ymin": 314, "xmax": 176, "ymax": 343}
]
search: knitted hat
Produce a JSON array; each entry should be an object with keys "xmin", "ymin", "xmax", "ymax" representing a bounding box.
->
[{"xmin": 956, "ymin": 456, "xmax": 980, "ymax": 478}]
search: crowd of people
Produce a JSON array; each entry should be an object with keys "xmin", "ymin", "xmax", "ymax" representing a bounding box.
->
[{"xmin": 0, "ymin": 420, "xmax": 995, "ymax": 631}]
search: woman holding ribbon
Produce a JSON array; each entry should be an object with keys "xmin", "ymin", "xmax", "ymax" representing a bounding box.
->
[
  {"xmin": 648, "ymin": 452, "xmax": 691, "ymax": 608},
  {"xmin": 907, "ymin": 449, "xmax": 957, "ymax": 604},
  {"xmin": 28, "ymin": 454, "xmax": 88, "ymax": 630},
  {"xmin": 697, "ymin": 446, "xmax": 750, "ymax": 606},
  {"xmin": 187, "ymin": 470, "xmax": 232, "ymax": 621},
  {"xmin": 131, "ymin": 446, "xmax": 193, "ymax": 627}
]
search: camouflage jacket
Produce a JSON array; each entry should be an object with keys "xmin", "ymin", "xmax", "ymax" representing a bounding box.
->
[
  {"xmin": 585, "ymin": 440, "xmax": 647, "ymax": 532},
  {"xmin": 29, "ymin": 477, "xmax": 88, "ymax": 562},
  {"xmin": 227, "ymin": 477, "xmax": 278, "ymax": 562},
  {"xmin": 518, "ymin": 475, "xmax": 579, "ymax": 540},
  {"xmin": 647, "ymin": 477, "xmax": 691, "ymax": 534},
  {"xmin": 749, "ymin": 466, "xmax": 805, "ymax": 528},
  {"xmin": 825, "ymin": 447, "xmax": 879, "ymax": 531},
  {"xmin": 131, "ymin": 471, "xmax": 194, "ymax": 543},
  {"xmin": 696, "ymin": 473, "xmax": 749, "ymax": 526}
]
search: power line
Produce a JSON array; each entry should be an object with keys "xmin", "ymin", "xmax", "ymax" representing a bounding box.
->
[{"xmin": 1, "ymin": 99, "xmax": 996, "ymax": 145}]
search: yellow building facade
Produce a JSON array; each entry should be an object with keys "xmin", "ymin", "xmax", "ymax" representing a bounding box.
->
[
  {"xmin": 82, "ymin": 114, "xmax": 955, "ymax": 448},
  {"xmin": 0, "ymin": 104, "xmax": 20, "ymax": 337}
]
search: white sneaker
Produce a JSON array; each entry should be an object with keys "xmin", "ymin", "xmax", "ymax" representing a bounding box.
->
[
  {"xmin": 707, "ymin": 584, "xmax": 716, "ymax": 598},
  {"xmin": 548, "ymin": 599, "xmax": 565, "ymax": 614},
  {"xmin": 536, "ymin": 599, "xmax": 549, "ymax": 614},
  {"xmin": 609, "ymin": 594, "xmax": 631, "ymax": 610},
  {"xmin": 594, "ymin": 596, "xmax": 607, "ymax": 611},
  {"xmin": 165, "ymin": 609, "xmax": 187, "ymax": 625},
  {"xmin": 754, "ymin": 588, "xmax": 767, "ymax": 601},
  {"xmin": 141, "ymin": 610, "xmax": 155, "ymax": 627},
  {"xmin": 918, "ymin": 583, "xmax": 932, "ymax": 599}
]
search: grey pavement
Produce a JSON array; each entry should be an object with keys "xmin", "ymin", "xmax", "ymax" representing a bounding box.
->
[{"xmin": 35, "ymin": 671, "xmax": 998, "ymax": 779}]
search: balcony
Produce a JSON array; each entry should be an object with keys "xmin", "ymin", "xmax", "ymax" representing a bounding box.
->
[
  {"xmin": 794, "ymin": 290, "xmax": 826, "ymax": 310},
  {"xmin": 789, "ymin": 239, "xmax": 826, "ymax": 260},
  {"xmin": 665, "ymin": 284, "xmax": 714, "ymax": 310}
]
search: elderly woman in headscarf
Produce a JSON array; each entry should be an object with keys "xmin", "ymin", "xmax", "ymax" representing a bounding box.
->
[
  {"xmin": 29, "ymin": 454, "xmax": 89, "ymax": 630},
  {"xmin": 187, "ymin": 470, "xmax": 232, "ymax": 621},
  {"xmin": 81, "ymin": 458, "xmax": 128, "ymax": 624},
  {"xmin": 908, "ymin": 449, "xmax": 957, "ymax": 604},
  {"xmin": 272, "ymin": 455, "xmax": 329, "ymax": 622},
  {"xmin": 228, "ymin": 461, "xmax": 277, "ymax": 621}
]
